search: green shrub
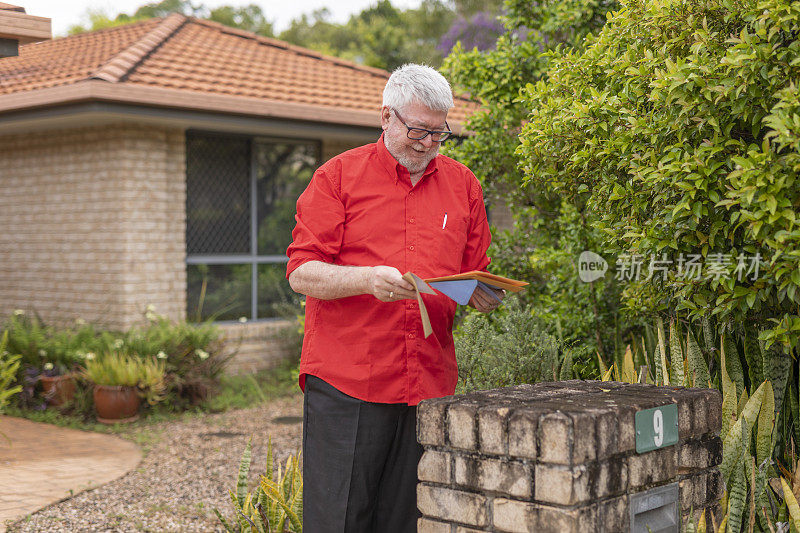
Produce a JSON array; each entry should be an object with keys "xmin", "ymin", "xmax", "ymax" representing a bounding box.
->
[
  {"xmin": 454, "ymin": 298, "xmax": 563, "ymax": 392},
  {"xmin": 517, "ymin": 0, "xmax": 800, "ymax": 354},
  {"xmin": 3, "ymin": 311, "xmax": 62, "ymax": 371},
  {"xmin": 0, "ymin": 332, "xmax": 22, "ymax": 414},
  {"xmin": 122, "ymin": 309, "xmax": 232, "ymax": 408},
  {"xmin": 441, "ymin": 0, "xmax": 623, "ymax": 372},
  {"xmin": 1, "ymin": 307, "xmax": 230, "ymax": 412}
]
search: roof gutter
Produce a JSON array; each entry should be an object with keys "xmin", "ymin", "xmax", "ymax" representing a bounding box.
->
[{"xmin": 0, "ymin": 80, "xmax": 469, "ymax": 134}]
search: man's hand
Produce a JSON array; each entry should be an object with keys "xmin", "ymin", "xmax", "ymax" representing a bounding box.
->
[
  {"xmin": 468, "ymin": 286, "xmax": 505, "ymax": 313},
  {"xmin": 369, "ymin": 266, "xmax": 417, "ymax": 302}
]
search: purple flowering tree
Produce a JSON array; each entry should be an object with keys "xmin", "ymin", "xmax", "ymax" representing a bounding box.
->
[{"xmin": 438, "ymin": 11, "xmax": 505, "ymax": 55}]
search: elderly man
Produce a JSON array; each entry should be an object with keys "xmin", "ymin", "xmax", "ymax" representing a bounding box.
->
[{"xmin": 286, "ymin": 63, "xmax": 502, "ymax": 533}]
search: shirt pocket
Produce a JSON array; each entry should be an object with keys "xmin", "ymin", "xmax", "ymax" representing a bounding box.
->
[{"xmin": 427, "ymin": 212, "xmax": 468, "ymax": 274}]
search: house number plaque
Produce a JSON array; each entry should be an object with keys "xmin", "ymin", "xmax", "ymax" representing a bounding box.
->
[{"xmin": 635, "ymin": 403, "xmax": 679, "ymax": 453}]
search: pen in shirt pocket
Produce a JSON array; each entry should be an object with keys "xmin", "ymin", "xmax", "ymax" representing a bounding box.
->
[{"xmin": 442, "ymin": 212, "xmax": 448, "ymax": 229}]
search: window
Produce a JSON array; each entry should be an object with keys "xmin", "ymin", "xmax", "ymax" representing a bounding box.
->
[{"xmin": 186, "ymin": 131, "xmax": 319, "ymax": 322}]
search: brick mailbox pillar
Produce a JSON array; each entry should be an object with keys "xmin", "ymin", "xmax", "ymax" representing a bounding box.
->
[{"xmin": 416, "ymin": 380, "xmax": 722, "ymax": 532}]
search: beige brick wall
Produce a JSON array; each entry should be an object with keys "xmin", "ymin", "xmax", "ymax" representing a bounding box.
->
[
  {"xmin": 219, "ymin": 319, "xmax": 300, "ymax": 375},
  {"xmin": 0, "ymin": 123, "xmax": 186, "ymax": 330}
]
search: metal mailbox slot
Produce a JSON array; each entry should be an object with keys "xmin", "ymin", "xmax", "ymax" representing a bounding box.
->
[{"xmin": 629, "ymin": 483, "xmax": 679, "ymax": 533}]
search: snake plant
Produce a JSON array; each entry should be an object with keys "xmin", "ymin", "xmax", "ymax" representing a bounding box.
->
[{"xmin": 215, "ymin": 437, "xmax": 302, "ymax": 533}]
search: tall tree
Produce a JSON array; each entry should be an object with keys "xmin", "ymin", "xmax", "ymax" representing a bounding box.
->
[
  {"xmin": 206, "ymin": 5, "xmax": 273, "ymax": 35},
  {"xmin": 278, "ymin": 0, "xmax": 454, "ymax": 70},
  {"xmin": 67, "ymin": 0, "xmax": 454, "ymax": 70},
  {"xmin": 68, "ymin": 0, "xmax": 272, "ymax": 37},
  {"xmin": 518, "ymin": 0, "xmax": 800, "ymax": 354},
  {"xmin": 442, "ymin": 0, "xmax": 620, "ymax": 368}
]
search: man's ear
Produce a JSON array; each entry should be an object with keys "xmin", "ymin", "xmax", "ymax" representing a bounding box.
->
[{"xmin": 380, "ymin": 106, "xmax": 392, "ymax": 130}]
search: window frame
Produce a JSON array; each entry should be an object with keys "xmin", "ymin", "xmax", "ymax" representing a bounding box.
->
[{"xmin": 185, "ymin": 130, "xmax": 321, "ymax": 324}]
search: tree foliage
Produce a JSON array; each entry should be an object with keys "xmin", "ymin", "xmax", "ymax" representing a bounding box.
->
[
  {"xmin": 68, "ymin": 0, "xmax": 272, "ymax": 36},
  {"xmin": 442, "ymin": 0, "xmax": 619, "ymax": 370},
  {"xmin": 518, "ymin": 0, "xmax": 800, "ymax": 355},
  {"xmin": 278, "ymin": 0, "xmax": 454, "ymax": 70},
  {"xmin": 66, "ymin": 0, "xmax": 510, "ymax": 71},
  {"xmin": 438, "ymin": 11, "xmax": 505, "ymax": 55}
]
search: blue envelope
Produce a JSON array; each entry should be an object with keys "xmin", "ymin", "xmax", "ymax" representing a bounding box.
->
[{"xmin": 429, "ymin": 280, "xmax": 504, "ymax": 306}]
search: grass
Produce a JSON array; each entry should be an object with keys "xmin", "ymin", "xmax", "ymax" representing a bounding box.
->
[
  {"xmin": 3, "ymin": 357, "xmax": 299, "ymax": 437},
  {"xmin": 202, "ymin": 356, "xmax": 298, "ymax": 412}
]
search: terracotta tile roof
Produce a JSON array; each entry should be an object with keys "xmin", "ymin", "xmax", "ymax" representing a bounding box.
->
[
  {"xmin": 0, "ymin": 13, "xmax": 477, "ymax": 129},
  {"xmin": 0, "ymin": 18, "xmax": 160, "ymax": 94},
  {"xmin": 0, "ymin": 3, "xmax": 25, "ymax": 12}
]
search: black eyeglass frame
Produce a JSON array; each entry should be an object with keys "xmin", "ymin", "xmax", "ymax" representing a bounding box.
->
[{"xmin": 393, "ymin": 109, "xmax": 452, "ymax": 142}]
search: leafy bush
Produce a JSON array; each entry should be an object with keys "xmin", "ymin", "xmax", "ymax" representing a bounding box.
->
[
  {"xmin": 0, "ymin": 332, "xmax": 22, "ymax": 414},
  {"xmin": 517, "ymin": 0, "xmax": 800, "ymax": 354},
  {"xmin": 454, "ymin": 298, "xmax": 563, "ymax": 392},
  {"xmin": 1, "ymin": 307, "xmax": 231, "ymax": 412},
  {"xmin": 442, "ymin": 0, "xmax": 623, "ymax": 372},
  {"xmin": 3, "ymin": 311, "xmax": 79, "ymax": 374},
  {"xmin": 123, "ymin": 309, "xmax": 232, "ymax": 408}
]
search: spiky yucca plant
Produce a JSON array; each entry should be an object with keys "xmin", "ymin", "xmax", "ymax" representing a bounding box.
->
[
  {"xmin": 215, "ymin": 438, "xmax": 302, "ymax": 533},
  {"xmin": 602, "ymin": 317, "xmax": 799, "ymax": 532}
]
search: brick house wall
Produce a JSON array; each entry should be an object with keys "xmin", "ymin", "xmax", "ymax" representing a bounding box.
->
[
  {"xmin": 0, "ymin": 126, "xmax": 377, "ymax": 373},
  {"xmin": 0, "ymin": 123, "xmax": 186, "ymax": 330},
  {"xmin": 219, "ymin": 320, "xmax": 299, "ymax": 374}
]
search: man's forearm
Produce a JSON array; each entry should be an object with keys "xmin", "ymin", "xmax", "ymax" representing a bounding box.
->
[{"xmin": 288, "ymin": 261, "xmax": 373, "ymax": 300}]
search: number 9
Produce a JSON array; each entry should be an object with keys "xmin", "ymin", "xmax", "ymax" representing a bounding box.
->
[{"xmin": 653, "ymin": 409, "xmax": 664, "ymax": 447}]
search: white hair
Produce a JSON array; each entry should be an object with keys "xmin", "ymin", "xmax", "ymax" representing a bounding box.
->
[{"xmin": 382, "ymin": 64, "xmax": 454, "ymax": 113}]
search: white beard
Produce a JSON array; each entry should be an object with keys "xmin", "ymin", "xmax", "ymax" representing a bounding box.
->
[{"xmin": 384, "ymin": 136, "xmax": 438, "ymax": 175}]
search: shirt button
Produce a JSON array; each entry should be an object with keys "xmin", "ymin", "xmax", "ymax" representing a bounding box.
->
[
  {"xmin": 408, "ymin": 333, "xmax": 415, "ymax": 339},
  {"xmin": 409, "ymin": 218, "xmax": 415, "ymax": 224},
  {"xmin": 409, "ymin": 245, "xmax": 415, "ymax": 251}
]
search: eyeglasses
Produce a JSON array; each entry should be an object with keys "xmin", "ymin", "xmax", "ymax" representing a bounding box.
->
[{"xmin": 393, "ymin": 109, "xmax": 452, "ymax": 142}]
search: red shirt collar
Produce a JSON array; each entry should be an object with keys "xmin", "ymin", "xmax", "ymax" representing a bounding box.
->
[{"xmin": 377, "ymin": 132, "xmax": 439, "ymax": 184}]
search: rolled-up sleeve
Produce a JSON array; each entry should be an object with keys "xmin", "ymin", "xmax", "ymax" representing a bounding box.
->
[
  {"xmin": 286, "ymin": 168, "xmax": 345, "ymax": 278},
  {"xmin": 461, "ymin": 175, "xmax": 492, "ymax": 273}
]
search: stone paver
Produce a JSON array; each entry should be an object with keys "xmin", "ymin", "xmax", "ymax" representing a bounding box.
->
[{"xmin": 0, "ymin": 416, "xmax": 141, "ymax": 532}]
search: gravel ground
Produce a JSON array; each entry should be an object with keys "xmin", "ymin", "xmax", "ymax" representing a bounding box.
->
[{"xmin": 8, "ymin": 394, "xmax": 304, "ymax": 533}]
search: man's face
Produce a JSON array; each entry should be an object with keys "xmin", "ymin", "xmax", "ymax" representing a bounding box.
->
[{"xmin": 381, "ymin": 101, "xmax": 449, "ymax": 175}]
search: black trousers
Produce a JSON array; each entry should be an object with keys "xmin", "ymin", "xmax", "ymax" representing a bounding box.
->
[{"xmin": 302, "ymin": 374, "xmax": 422, "ymax": 533}]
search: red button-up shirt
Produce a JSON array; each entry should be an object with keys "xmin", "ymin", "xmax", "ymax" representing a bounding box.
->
[{"xmin": 286, "ymin": 135, "xmax": 491, "ymax": 405}]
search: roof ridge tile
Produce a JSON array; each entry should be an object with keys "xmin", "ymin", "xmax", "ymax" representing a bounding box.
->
[{"xmin": 90, "ymin": 13, "xmax": 186, "ymax": 83}]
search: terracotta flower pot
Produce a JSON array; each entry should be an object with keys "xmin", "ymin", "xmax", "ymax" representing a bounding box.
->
[
  {"xmin": 40, "ymin": 374, "xmax": 76, "ymax": 406},
  {"xmin": 93, "ymin": 384, "xmax": 141, "ymax": 424}
]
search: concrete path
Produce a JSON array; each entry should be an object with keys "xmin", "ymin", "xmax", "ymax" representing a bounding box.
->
[{"xmin": 0, "ymin": 416, "xmax": 142, "ymax": 531}]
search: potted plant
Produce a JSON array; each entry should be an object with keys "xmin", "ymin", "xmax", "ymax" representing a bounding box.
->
[
  {"xmin": 83, "ymin": 351, "xmax": 166, "ymax": 424},
  {"xmin": 39, "ymin": 361, "xmax": 77, "ymax": 407},
  {"xmin": 2, "ymin": 312, "xmax": 71, "ymax": 407}
]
